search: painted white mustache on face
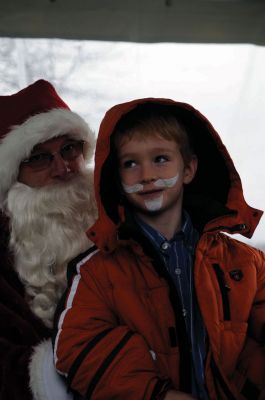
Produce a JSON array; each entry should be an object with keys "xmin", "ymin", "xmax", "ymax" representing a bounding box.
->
[
  {"xmin": 122, "ymin": 174, "xmax": 179, "ymax": 211},
  {"xmin": 153, "ymin": 174, "xmax": 179, "ymax": 188},
  {"xmin": 122, "ymin": 182, "xmax": 144, "ymax": 193},
  {"xmin": 122, "ymin": 174, "xmax": 179, "ymax": 194}
]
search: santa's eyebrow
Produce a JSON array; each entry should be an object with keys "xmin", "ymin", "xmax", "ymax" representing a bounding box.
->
[
  {"xmin": 32, "ymin": 145, "xmax": 45, "ymax": 151},
  {"xmin": 30, "ymin": 135, "xmax": 76, "ymax": 153},
  {"xmin": 29, "ymin": 147, "xmax": 50, "ymax": 156}
]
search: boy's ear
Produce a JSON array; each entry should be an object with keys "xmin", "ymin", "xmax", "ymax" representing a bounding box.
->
[{"xmin": 183, "ymin": 155, "xmax": 198, "ymax": 184}]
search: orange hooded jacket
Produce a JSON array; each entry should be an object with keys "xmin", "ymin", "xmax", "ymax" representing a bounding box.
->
[{"xmin": 54, "ymin": 98, "xmax": 265, "ymax": 399}]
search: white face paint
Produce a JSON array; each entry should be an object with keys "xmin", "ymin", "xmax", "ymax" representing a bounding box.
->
[
  {"xmin": 122, "ymin": 174, "xmax": 179, "ymax": 194},
  {"xmin": 154, "ymin": 174, "xmax": 179, "ymax": 188},
  {"xmin": 144, "ymin": 195, "xmax": 164, "ymax": 211},
  {"xmin": 122, "ymin": 182, "xmax": 144, "ymax": 193}
]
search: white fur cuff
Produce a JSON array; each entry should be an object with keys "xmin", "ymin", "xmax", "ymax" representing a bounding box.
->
[{"xmin": 29, "ymin": 339, "xmax": 73, "ymax": 400}]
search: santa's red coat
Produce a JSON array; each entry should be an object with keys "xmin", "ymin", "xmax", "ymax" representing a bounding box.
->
[{"xmin": 0, "ymin": 211, "xmax": 51, "ymax": 400}]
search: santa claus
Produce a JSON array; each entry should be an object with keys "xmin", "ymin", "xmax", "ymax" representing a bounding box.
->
[{"xmin": 0, "ymin": 80, "xmax": 97, "ymax": 399}]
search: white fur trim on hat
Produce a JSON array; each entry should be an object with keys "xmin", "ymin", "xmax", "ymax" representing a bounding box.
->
[
  {"xmin": 29, "ymin": 339, "xmax": 73, "ymax": 400},
  {"xmin": 0, "ymin": 108, "xmax": 94, "ymax": 206}
]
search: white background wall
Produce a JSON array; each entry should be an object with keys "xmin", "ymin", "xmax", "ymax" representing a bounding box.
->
[{"xmin": 1, "ymin": 39, "xmax": 264, "ymax": 248}]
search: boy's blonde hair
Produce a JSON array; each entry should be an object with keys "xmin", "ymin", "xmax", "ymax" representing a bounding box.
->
[{"xmin": 113, "ymin": 104, "xmax": 195, "ymax": 165}]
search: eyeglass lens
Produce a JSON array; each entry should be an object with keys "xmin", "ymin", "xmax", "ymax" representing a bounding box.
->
[{"xmin": 21, "ymin": 141, "xmax": 84, "ymax": 170}]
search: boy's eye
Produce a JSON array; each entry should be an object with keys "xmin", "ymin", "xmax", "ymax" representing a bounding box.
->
[
  {"xmin": 155, "ymin": 155, "xmax": 169, "ymax": 163},
  {"xmin": 122, "ymin": 160, "xmax": 137, "ymax": 169}
]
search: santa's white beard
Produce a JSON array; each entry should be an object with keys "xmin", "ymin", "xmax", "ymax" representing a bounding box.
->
[{"xmin": 5, "ymin": 170, "xmax": 97, "ymax": 328}]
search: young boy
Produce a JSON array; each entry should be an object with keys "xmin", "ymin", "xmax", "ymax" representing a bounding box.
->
[{"xmin": 54, "ymin": 99, "xmax": 265, "ymax": 399}]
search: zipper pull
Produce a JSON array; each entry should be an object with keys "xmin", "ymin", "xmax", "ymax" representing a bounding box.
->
[{"xmin": 229, "ymin": 224, "xmax": 247, "ymax": 233}]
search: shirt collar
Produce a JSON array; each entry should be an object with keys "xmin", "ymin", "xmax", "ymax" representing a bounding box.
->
[{"xmin": 136, "ymin": 210, "xmax": 198, "ymax": 252}]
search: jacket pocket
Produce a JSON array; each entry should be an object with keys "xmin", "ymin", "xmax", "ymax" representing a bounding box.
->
[
  {"xmin": 232, "ymin": 336, "xmax": 265, "ymax": 400},
  {"xmin": 154, "ymin": 348, "xmax": 180, "ymax": 388},
  {"xmin": 219, "ymin": 321, "xmax": 248, "ymax": 376}
]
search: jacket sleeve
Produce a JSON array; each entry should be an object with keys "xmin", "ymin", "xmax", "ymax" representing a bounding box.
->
[
  {"xmin": 249, "ymin": 249, "xmax": 265, "ymax": 343},
  {"xmin": 0, "ymin": 276, "xmax": 73, "ymax": 400},
  {"xmin": 53, "ymin": 254, "xmax": 171, "ymax": 399},
  {"xmin": 0, "ymin": 214, "xmax": 32, "ymax": 399},
  {"xmin": 0, "ymin": 336, "xmax": 34, "ymax": 400},
  {"xmin": 234, "ymin": 249, "xmax": 265, "ymax": 400},
  {"xmin": 246, "ymin": 249, "xmax": 265, "ymax": 400},
  {"xmin": 0, "ymin": 238, "xmax": 71, "ymax": 399},
  {"xmin": 0, "ymin": 232, "xmax": 34, "ymax": 399},
  {"xmin": 0, "ymin": 213, "xmax": 73, "ymax": 400}
]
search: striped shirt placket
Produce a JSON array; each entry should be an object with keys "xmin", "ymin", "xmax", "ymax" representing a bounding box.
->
[{"xmin": 137, "ymin": 211, "xmax": 208, "ymax": 400}]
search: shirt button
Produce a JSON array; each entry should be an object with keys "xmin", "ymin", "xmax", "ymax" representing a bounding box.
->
[
  {"xmin": 182, "ymin": 308, "xmax": 187, "ymax": 317},
  {"xmin": 175, "ymin": 268, "xmax": 181, "ymax": 275},
  {"xmin": 161, "ymin": 242, "xmax": 170, "ymax": 250}
]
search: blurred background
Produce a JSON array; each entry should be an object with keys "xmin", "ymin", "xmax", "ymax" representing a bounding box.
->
[{"xmin": 0, "ymin": 0, "xmax": 264, "ymax": 249}]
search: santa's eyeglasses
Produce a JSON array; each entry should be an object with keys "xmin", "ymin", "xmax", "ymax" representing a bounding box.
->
[{"xmin": 20, "ymin": 140, "xmax": 85, "ymax": 170}]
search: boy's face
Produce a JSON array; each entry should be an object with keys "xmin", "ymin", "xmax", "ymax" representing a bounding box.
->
[{"xmin": 117, "ymin": 133, "xmax": 197, "ymax": 219}]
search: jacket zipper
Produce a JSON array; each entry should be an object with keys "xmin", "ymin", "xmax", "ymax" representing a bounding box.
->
[
  {"xmin": 206, "ymin": 223, "xmax": 247, "ymax": 234},
  {"xmin": 212, "ymin": 263, "xmax": 231, "ymax": 320}
]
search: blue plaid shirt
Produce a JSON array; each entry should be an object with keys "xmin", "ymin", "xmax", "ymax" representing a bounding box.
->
[{"xmin": 137, "ymin": 211, "xmax": 208, "ymax": 399}]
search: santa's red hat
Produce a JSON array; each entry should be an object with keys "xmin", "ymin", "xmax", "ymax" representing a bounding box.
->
[{"xmin": 0, "ymin": 79, "xmax": 94, "ymax": 206}]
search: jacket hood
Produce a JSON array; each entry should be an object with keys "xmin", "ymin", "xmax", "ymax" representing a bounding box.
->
[{"xmin": 87, "ymin": 98, "xmax": 263, "ymax": 252}]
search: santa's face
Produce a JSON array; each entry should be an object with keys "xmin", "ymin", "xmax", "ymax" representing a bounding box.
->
[{"xmin": 17, "ymin": 135, "xmax": 87, "ymax": 188}]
